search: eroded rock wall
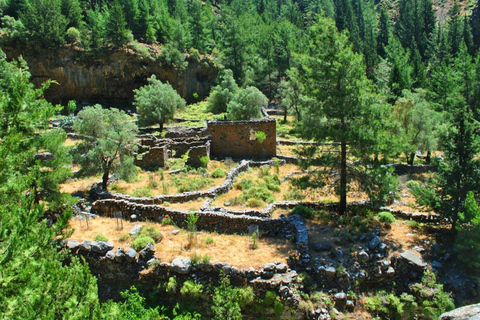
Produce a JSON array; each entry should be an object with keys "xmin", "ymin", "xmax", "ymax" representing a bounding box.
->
[{"xmin": 2, "ymin": 45, "xmax": 218, "ymax": 104}]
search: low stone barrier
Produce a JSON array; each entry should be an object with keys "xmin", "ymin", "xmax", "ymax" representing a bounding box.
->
[{"xmin": 65, "ymin": 239, "xmax": 302, "ymax": 303}]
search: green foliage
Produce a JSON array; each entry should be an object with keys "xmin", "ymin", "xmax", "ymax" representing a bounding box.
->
[
  {"xmin": 200, "ymin": 156, "xmax": 209, "ymax": 168},
  {"xmin": 186, "ymin": 213, "xmax": 199, "ymax": 241},
  {"xmin": 19, "ymin": 0, "xmax": 67, "ymax": 45},
  {"xmin": 132, "ymin": 235, "xmax": 155, "ymax": 251},
  {"xmin": 377, "ymin": 211, "xmax": 396, "ymax": 224},
  {"xmin": 226, "ymin": 86, "xmax": 268, "ymax": 120},
  {"xmin": 211, "ymin": 274, "xmax": 255, "ymax": 320},
  {"xmin": 134, "ymin": 75, "xmax": 186, "ymax": 132},
  {"xmin": 0, "ymin": 15, "xmax": 27, "ymax": 42},
  {"xmin": 0, "ymin": 51, "xmax": 99, "ymax": 319},
  {"xmin": 207, "ymin": 69, "xmax": 239, "ymax": 114},
  {"xmin": 284, "ymin": 187, "xmax": 305, "ymax": 201},
  {"xmin": 166, "ymin": 277, "xmax": 178, "ymax": 294},
  {"xmin": 101, "ymin": 286, "xmax": 159, "ymax": 319},
  {"xmin": 94, "ymin": 234, "xmax": 109, "ymax": 242},
  {"xmin": 205, "ymin": 236, "xmax": 214, "ymax": 245},
  {"xmin": 456, "ymin": 191, "xmax": 480, "ymax": 269},
  {"xmin": 291, "ymin": 205, "xmax": 316, "ymax": 219},
  {"xmin": 254, "ymin": 131, "xmax": 267, "ymax": 144},
  {"xmin": 138, "ymin": 226, "xmax": 163, "ymax": 242},
  {"xmin": 212, "ymin": 168, "xmax": 227, "ymax": 178},
  {"xmin": 73, "ymin": 105, "xmax": 138, "ymax": 191},
  {"xmin": 131, "ymin": 186, "xmax": 153, "ymax": 197},
  {"xmin": 105, "ymin": 0, "xmax": 132, "ymax": 47},
  {"xmin": 366, "ymin": 270, "xmax": 454, "ymax": 320},
  {"xmin": 294, "ymin": 16, "xmax": 395, "ymax": 214},
  {"xmin": 65, "ymin": 26, "xmax": 81, "ymax": 43},
  {"xmin": 180, "ymin": 280, "xmax": 204, "ymax": 299},
  {"xmin": 392, "ymin": 89, "xmax": 440, "ymax": 164}
]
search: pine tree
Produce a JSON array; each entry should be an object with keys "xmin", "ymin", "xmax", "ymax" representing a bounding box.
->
[
  {"xmin": 295, "ymin": 16, "xmax": 395, "ymax": 214},
  {"xmin": 0, "ymin": 49, "xmax": 100, "ymax": 318},
  {"xmin": 105, "ymin": 0, "xmax": 131, "ymax": 47}
]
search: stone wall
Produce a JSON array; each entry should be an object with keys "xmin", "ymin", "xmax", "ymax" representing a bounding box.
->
[
  {"xmin": 207, "ymin": 119, "xmax": 276, "ymax": 159},
  {"xmin": 65, "ymin": 239, "xmax": 301, "ymax": 303},
  {"xmin": 134, "ymin": 146, "xmax": 168, "ymax": 170},
  {"xmin": 186, "ymin": 142, "xmax": 210, "ymax": 167}
]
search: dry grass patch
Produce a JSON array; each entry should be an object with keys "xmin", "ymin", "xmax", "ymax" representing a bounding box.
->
[
  {"xmin": 67, "ymin": 217, "xmax": 293, "ymax": 268},
  {"xmin": 60, "ymin": 174, "xmax": 102, "ymax": 194}
]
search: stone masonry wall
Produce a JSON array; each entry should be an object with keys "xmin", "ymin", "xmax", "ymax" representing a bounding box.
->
[
  {"xmin": 207, "ymin": 119, "xmax": 276, "ymax": 159},
  {"xmin": 134, "ymin": 146, "xmax": 168, "ymax": 170}
]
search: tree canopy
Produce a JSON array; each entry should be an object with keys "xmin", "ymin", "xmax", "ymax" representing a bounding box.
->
[
  {"xmin": 294, "ymin": 16, "xmax": 396, "ymax": 214},
  {"xmin": 133, "ymin": 74, "xmax": 186, "ymax": 131},
  {"xmin": 73, "ymin": 105, "xmax": 138, "ymax": 190}
]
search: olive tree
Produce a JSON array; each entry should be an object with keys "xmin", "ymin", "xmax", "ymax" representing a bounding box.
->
[
  {"xmin": 73, "ymin": 105, "xmax": 138, "ymax": 190},
  {"xmin": 133, "ymin": 75, "xmax": 186, "ymax": 132},
  {"xmin": 226, "ymin": 86, "xmax": 267, "ymax": 120}
]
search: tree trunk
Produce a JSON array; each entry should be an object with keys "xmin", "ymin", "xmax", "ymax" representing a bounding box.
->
[
  {"xmin": 425, "ymin": 150, "xmax": 431, "ymax": 164},
  {"xmin": 407, "ymin": 152, "xmax": 415, "ymax": 165},
  {"xmin": 102, "ymin": 169, "xmax": 109, "ymax": 191},
  {"xmin": 159, "ymin": 122, "xmax": 164, "ymax": 133},
  {"xmin": 340, "ymin": 139, "xmax": 347, "ymax": 215},
  {"xmin": 284, "ymin": 106, "xmax": 287, "ymax": 123}
]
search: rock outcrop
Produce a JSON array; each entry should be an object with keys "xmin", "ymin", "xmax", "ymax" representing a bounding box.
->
[
  {"xmin": 2, "ymin": 45, "xmax": 218, "ymax": 104},
  {"xmin": 439, "ymin": 303, "xmax": 480, "ymax": 320}
]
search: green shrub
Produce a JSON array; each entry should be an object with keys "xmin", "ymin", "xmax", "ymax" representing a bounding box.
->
[
  {"xmin": 205, "ymin": 236, "xmax": 214, "ymax": 245},
  {"xmin": 65, "ymin": 27, "xmax": 81, "ymax": 43},
  {"xmin": 456, "ymin": 191, "xmax": 480, "ymax": 269},
  {"xmin": 284, "ymin": 188, "xmax": 305, "ymax": 200},
  {"xmin": 212, "ymin": 168, "xmax": 227, "ymax": 178},
  {"xmin": 138, "ymin": 226, "xmax": 162, "ymax": 242},
  {"xmin": 94, "ymin": 234, "xmax": 108, "ymax": 242},
  {"xmin": 166, "ymin": 277, "xmax": 177, "ymax": 293},
  {"xmin": 378, "ymin": 211, "xmax": 396, "ymax": 224},
  {"xmin": 234, "ymin": 178, "xmax": 254, "ymax": 190},
  {"xmin": 240, "ymin": 185, "xmax": 275, "ymax": 204},
  {"xmin": 200, "ymin": 156, "xmax": 209, "ymax": 168},
  {"xmin": 190, "ymin": 253, "xmax": 201, "ymax": 265},
  {"xmin": 291, "ymin": 205, "xmax": 316, "ymax": 219},
  {"xmin": 172, "ymin": 174, "xmax": 214, "ymax": 192},
  {"xmin": 118, "ymin": 233, "xmax": 130, "ymax": 242},
  {"xmin": 131, "ymin": 187, "xmax": 153, "ymax": 197},
  {"xmin": 254, "ymin": 131, "xmax": 267, "ymax": 144},
  {"xmin": 132, "ymin": 235, "xmax": 155, "ymax": 251},
  {"xmin": 365, "ymin": 271, "xmax": 454, "ymax": 320},
  {"xmin": 202, "ymin": 255, "xmax": 211, "ymax": 263},
  {"xmin": 180, "ymin": 280, "xmax": 204, "ymax": 299},
  {"xmin": 246, "ymin": 198, "xmax": 265, "ymax": 207},
  {"xmin": 407, "ymin": 220, "xmax": 420, "ymax": 229}
]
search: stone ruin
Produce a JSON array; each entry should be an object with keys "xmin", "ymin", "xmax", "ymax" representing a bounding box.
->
[{"xmin": 133, "ymin": 118, "xmax": 277, "ymax": 170}]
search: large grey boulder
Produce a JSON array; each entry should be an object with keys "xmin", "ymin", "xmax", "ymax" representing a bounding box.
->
[
  {"xmin": 90, "ymin": 241, "xmax": 114, "ymax": 255},
  {"xmin": 438, "ymin": 303, "xmax": 480, "ymax": 320},
  {"xmin": 129, "ymin": 224, "xmax": 142, "ymax": 236},
  {"xmin": 125, "ymin": 248, "xmax": 137, "ymax": 262},
  {"xmin": 399, "ymin": 250, "xmax": 427, "ymax": 269},
  {"xmin": 171, "ymin": 258, "xmax": 192, "ymax": 274},
  {"xmin": 67, "ymin": 240, "xmax": 81, "ymax": 250},
  {"xmin": 138, "ymin": 242, "xmax": 155, "ymax": 262}
]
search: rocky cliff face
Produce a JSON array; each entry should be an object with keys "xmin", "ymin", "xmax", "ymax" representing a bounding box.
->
[{"xmin": 2, "ymin": 45, "xmax": 218, "ymax": 105}]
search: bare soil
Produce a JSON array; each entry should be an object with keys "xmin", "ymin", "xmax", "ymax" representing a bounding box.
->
[{"xmin": 67, "ymin": 217, "xmax": 293, "ymax": 268}]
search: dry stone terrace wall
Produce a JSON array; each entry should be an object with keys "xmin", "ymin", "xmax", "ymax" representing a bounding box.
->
[
  {"xmin": 92, "ymin": 200, "xmax": 295, "ymax": 236},
  {"xmin": 65, "ymin": 239, "xmax": 302, "ymax": 303},
  {"xmin": 207, "ymin": 118, "xmax": 276, "ymax": 159}
]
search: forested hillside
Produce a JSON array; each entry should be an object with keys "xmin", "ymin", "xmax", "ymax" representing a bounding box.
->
[{"xmin": 1, "ymin": 0, "xmax": 480, "ymax": 319}]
